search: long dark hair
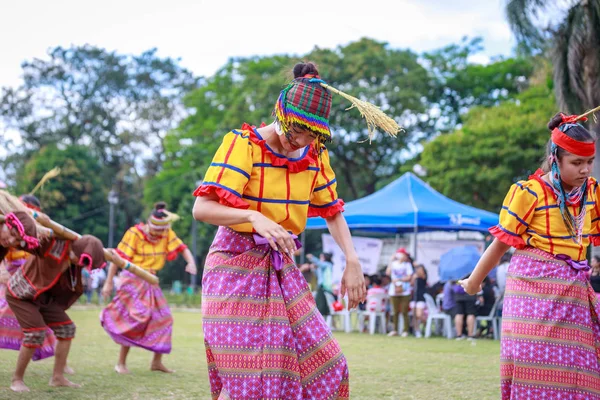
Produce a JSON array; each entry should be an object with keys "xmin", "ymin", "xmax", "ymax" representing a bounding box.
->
[{"xmin": 414, "ymin": 264, "xmax": 428, "ymax": 281}]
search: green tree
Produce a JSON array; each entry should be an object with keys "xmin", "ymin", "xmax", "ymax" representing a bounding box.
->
[
  {"xmin": 15, "ymin": 145, "xmax": 109, "ymax": 243},
  {"xmin": 424, "ymin": 37, "xmax": 535, "ymax": 132},
  {"xmin": 420, "ymin": 81, "xmax": 556, "ymax": 212},
  {"xmin": 1, "ymin": 46, "xmax": 197, "ymax": 168},
  {"xmin": 0, "ymin": 45, "xmax": 198, "ymax": 230}
]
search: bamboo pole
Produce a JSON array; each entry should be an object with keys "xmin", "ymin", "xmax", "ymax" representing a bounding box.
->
[{"xmin": 0, "ymin": 213, "xmax": 159, "ymax": 285}]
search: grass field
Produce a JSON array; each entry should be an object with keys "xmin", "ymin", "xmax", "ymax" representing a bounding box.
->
[{"xmin": 0, "ymin": 309, "xmax": 500, "ymax": 399}]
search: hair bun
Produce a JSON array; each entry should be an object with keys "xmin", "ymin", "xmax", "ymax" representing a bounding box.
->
[
  {"xmin": 154, "ymin": 201, "xmax": 167, "ymax": 211},
  {"xmin": 548, "ymin": 112, "xmax": 565, "ymax": 131},
  {"xmin": 293, "ymin": 62, "xmax": 320, "ymax": 79}
]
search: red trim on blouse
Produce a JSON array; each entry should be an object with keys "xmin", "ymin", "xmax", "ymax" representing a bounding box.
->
[
  {"xmin": 243, "ymin": 123, "xmax": 318, "ymax": 173},
  {"xmin": 193, "ymin": 185, "xmax": 250, "ymax": 209},
  {"xmin": 167, "ymin": 244, "xmax": 187, "ymax": 261},
  {"xmin": 308, "ymin": 199, "xmax": 345, "ymax": 219},
  {"xmin": 489, "ymin": 225, "xmax": 526, "ymax": 249}
]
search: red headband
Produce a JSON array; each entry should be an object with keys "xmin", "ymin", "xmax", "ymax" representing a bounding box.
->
[
  {"xmin": 4, "ymin": 212, "xmax": 39, "ymax": 250},
  {"xmin": 23, "ymin": 203, "xmax": 41, "ymax": 212},
  {"xmin": 551, "ymin": 128, "xmax": 595, "ymax": 157},
  {"xmin": 550, "ymin": 113, "xmax": 595, "ymax": 157}
]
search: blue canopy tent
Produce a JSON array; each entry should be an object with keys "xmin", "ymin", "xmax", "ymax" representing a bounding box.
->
[{"xmin": 305, "ymin": 172, "xmax": 499, "ymax": 257}]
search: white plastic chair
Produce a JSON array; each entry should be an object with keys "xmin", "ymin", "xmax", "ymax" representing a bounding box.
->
[
  {"xmin": 346, "ymin": 308, "xmax": 364, "ymax": 333},
  {"xmin": 358, "ymin": 293, "xmax": 388, "ymax": 335},
  {"xmin": 476, "ymin": 296, "xmax": 501, "ymax": 340},
  {"xmin": 424, "ymin": 293, "xmax": 453, "ymax": 339},
  {"xmin": 434, "ymin": 293, "xmax": 447, "ymax": 336},
  {"xmin": 435, "ymin": 293, "xmax": 444, "ymax": 310},
  {"xmin": 324, "ymin": 292, "xmax": 351, "ymax": 332}
]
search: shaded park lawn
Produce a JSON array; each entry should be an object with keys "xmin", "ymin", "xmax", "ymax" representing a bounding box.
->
[{"xmin": 0, "ymin": 309, "xmax": 499, "ymax": 399}]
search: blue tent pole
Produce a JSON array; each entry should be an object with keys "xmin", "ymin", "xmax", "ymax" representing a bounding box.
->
[{"xmin": 412, "ymin": 226, "xmax": 418, "ymax": 260}]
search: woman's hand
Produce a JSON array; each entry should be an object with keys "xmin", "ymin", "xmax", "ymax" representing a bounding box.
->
[
  {"xmin": 340, "ymin": 257, "xmax": 366, "ymax": 309},
  {"xmin": 101, "ymin": 281, "xmax": 114, "ymax": 300},
  {"xmin": 458, "ymin": 278, "xmax": 481, "ymax": 295},
  {"xmin": 185, "ymin": 263, "xmax": 197, "ymax": 275},
  {"xmin": 249, "ymin": 212, "xmax": 296, "ymax": 254}
]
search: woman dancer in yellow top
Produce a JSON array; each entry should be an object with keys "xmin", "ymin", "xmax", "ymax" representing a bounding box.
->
[
  {"xmin": 101, "ymin": 202, "xmax": 196, "ymax": 374},
  {"xmin": 193, "ymin": 62, "xmax": 368, "ymax": 399},
  {"xmin": 461, "ymin": 112, "xmax": 600, "ymax": 399}
]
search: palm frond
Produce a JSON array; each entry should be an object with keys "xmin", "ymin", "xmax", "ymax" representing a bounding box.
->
[
  {"xmin": 566, "ymin": 7, "xmax": 589, "ymax": 106},
  {"xmin": 551, "ymin": 3, "xmax": 589, "ymax": 113},
  {"xmin": 505, "ymin": 0, "xmax": 548, "ymax": 50}
]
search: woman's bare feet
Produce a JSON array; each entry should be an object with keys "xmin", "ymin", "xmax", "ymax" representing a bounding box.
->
[
  {"xmin": 64, "ymin": 365, "xmax": 75, "ymax": 375},
  {"xmin": 49, "ymin": 376, "xmax": 81, "ymax": 388},
  {"xmin": 10, "ymin": 379, "xmax": 29, "ymax": 392},
  {"xmin": 150, "ymin": 362, "xmax": 174, "ymax": 373},
  {"xmin": 114, "ymin": 364, "xmax": 130, "ymax": 374}
]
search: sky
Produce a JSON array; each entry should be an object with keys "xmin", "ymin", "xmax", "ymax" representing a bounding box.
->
[{"xmin": 0, "ymin": 0, "xmax": 517, "ymax": 90}]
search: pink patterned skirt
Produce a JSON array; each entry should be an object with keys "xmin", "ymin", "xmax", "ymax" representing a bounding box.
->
[
  {"xmin": 100, "ymin": 270, "xmax": 172, "ymax": 354},
  {"xmin": 202, "ymin": 227, "xmax": 349, "ymax": 400},
  {"xmin": 501, "ymin": 247, "xmax": 600, "ymax": 399}
]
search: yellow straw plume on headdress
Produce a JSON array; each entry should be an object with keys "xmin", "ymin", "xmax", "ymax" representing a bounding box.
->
[
  {"xmin": 320, "ymin": 83, "xmax": 403, "ymax": 142},
  {"xmin": 29, "ymin": 167, "xmax": 61, "ymax": 195},
  {"xmin": 162, "ymin": 210, "xmax": 180, "ymax": 223}
]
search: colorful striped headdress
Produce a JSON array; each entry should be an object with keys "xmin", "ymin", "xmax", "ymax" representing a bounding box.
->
[
  {"xmin": 274, "ymin": 75, "xmax": 332, "ymax": 140},
  {"xmin": 147, "ymin": 202, "xmax": 180, "ymax": 232},
  {"xmin": 273, "ymin": 73, "xmax": 401, "ymax": 143}
]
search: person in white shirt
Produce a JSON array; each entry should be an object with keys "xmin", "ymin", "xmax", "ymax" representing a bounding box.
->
[{"xmin": 385, "ymin": 248, "xmax": 414, "ymax": 337}]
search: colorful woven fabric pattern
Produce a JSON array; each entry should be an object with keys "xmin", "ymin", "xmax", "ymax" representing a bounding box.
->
[
  {"xmin": 193, "ymin": 124, "xmax": 344, "ymax": 235},
  {"xmin": 501, "ymin": 247, "xmax": 600, "ymax": 399},
  {"xmin": 100, "ymin": 271, "xmax": 173, "ymax": 354},
  {"xmin": 274, "ymin": 78, "xmax": 332, "ymax": 138},
  {"xmin": 115, "ymin": 224, "xmax": 186, "ymax": 272},
  {"xmin": 490, "ymin": 171, "xmax": 600, "ymax": 261},
  {"xmin": 202, "ymin": 227, "xmax": 350, "ymax": 400}
]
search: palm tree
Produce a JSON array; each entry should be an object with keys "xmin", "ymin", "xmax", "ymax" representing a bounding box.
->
[{"xmin": 506, "ymin": 0, "xmax": 600, "ymax": 174}]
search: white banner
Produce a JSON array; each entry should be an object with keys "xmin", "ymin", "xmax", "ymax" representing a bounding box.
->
[
  {"xmin": 415, "ymin": 240, "xmax": 485, "ymax": 285},
  {"xmin": 321, "ymin": 234, "xmax": 383, "ymax": 284}
]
